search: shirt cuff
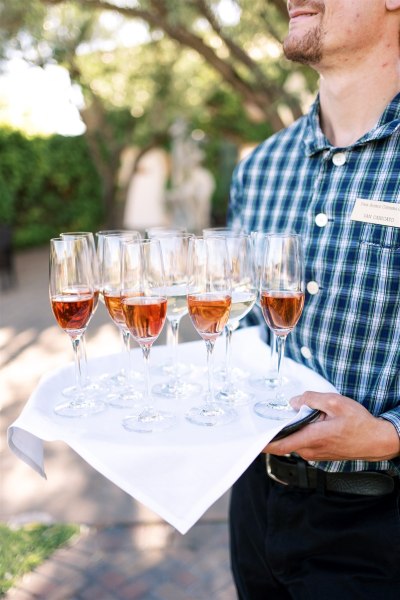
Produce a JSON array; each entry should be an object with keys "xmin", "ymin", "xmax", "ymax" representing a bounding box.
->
[{"xmin": 380, "ymin": 410, "xmax": 400, "ymax": 438}]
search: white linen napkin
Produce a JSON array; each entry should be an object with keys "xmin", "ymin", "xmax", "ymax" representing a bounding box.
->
[{"xmin": 8, "ymin": 327, "xmax": 337, "ymax": 534}]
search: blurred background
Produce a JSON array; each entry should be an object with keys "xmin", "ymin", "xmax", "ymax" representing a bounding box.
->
[
  {"xmin": 0, "ymin": 0, "xmax": 317, "ymax": 253},
  {"xmin": 0, "ymin": 2, "xmax": 318, "ymax": 596}
]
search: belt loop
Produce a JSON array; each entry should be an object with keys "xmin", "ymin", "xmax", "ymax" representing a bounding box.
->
[{"xmin": 296, "ymin": 458, "xmax": 309, "ymax": 488}]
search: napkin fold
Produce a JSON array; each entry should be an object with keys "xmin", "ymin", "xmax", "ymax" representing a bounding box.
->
[{"xmin": 8, "ymin": 327, "xmax": 337, "ymax": 534}]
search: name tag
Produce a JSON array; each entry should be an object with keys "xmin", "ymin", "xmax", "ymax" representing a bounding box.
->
[{"xmin": 350, "ymin": 198, "xmax": 400, "ymax": 228}]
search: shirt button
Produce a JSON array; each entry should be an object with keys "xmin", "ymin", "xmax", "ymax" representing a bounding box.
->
[
  {"xmin": 307, "ymin": 281, "xmax": 319, "ymax": 295},
  {"xmin": 332, "ymin": 152, "xmax": 346, "ymax": 166},
  {"xmin": 315, "ymin": 213, "xmax": 328, "ymax": 227},
  {"xmin": 301, "ymin": 346, "xmax": 312, "ymax": 359}
]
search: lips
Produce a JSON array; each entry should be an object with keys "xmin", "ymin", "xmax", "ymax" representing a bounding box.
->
[
  {"xmin": 287, "ymin": 1, "xmax": 320, "ymax": 19},
  {"xmin": 289, "ymin": 9, "xmax": 318, "ymax": 19}
]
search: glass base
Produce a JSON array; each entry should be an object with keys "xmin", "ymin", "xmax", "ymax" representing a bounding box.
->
[
  {"xmin": 152, "ymin": 380, "xmax": 202, "ymax": 399},
  {"xmin": 253, "ymin": 400, "xmax": 297, "ymax": 421},
  {"xmin": 250, "ymin": 372, "xmax": 289, "ymax": 390},
  {"xmin": 106, "ymin": 389, "xmax": 143, "ymax": 409},
  {"xmin": 62, "ymin": 380, "xmax": 103, "ymax": 398},
  {"xmin": 214, "ymin": 365, "xmax": 249, "ymax": 382},
  {"xmin": 101, "ymin": 370, "xmax": 143, "ymax": 388},
  {"xmin": 154, "ymin": 360, "xmax": 193, "ymax": 378},
  {"xmin": 185, "ymin": 403, "xmax": 237, "ymax": 427},
  {"xmin": 122, "ymin": 409, "xmax": 176, "ymax": 433},
  {"xmin": 54, "ymin": 398, "xmax": 106, "ymax": 418},
  {"xmin": 216, "ymin": 386, "xmax": 254, "ymax": 406}
]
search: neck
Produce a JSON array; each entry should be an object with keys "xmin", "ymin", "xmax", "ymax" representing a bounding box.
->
[{"xmin": 317, "ymin": 51, "xmax": 400, "ymax": 147}]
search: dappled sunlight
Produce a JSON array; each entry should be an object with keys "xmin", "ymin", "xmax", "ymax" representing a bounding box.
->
[
  {"xmin": 1, "ymin": 322, "xmax": 121, "ymax": 412},
  {"xmin": 0, "ymin": 328, "xmax": 37, "ymax": 367},
  {"xmin": 0, "ymin": 327, "xmax": 14, "ymax": 349},
  {"xmin": 131, "ymin": 523, "xmax": 172, "ymax": 551}
]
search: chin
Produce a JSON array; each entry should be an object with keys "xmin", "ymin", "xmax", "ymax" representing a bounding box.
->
[{"xmin": 283, "ymin": 30, "xmax": 322, "ymax": 65}]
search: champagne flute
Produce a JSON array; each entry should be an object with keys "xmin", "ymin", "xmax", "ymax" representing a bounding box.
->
[
  {"xmin": 49, "ymin": 237, "xmax": 106, "ymax": 417},
  {"xmin": 121, "ymin": 239, "xmax": 175, "ymax": 433},
  {"xmin": 186, "ymin": 236, "xmax": 237, "ymax": 426},
  {"xmin": 254, "ymin": 233, "xmax": 305, "ymax": 420},
  {"xmin": 147, "ymin": 228, "xmax": 193, "ymax": 377},
  {"xmin": 152, "ymin": 234, "xmax": 202, "ymax": 398},
  {"xmin": 96, "ymin": 229, "xmax": 142, "ymax": 291},
  {"xmin": 214, "ymin": 234, "xmax": 257, "ymax": 405},
  {"xmin": 61, "ymin": 232, "xmax": 100, "ymax": 313},
  {"xmin": 96, "ymin": 230, "xmax": 141, "ymax": 383},
  {"xmin": 60, "ymin": 231, "xmax": 102, "ymax": 396},
  {"xmin": 203, "ymin": 227, "xmax": 250, "ymax": 382},
  {"xmin": 250, "ymin": 231, "xmax": 280, "ymax": 390},
  {"xmin": 100, "ymin": 232, "xmax": 144, "ymax": 408}
]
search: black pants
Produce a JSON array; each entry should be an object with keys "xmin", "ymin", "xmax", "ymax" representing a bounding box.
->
[{"xmin": 229, "ymin": 455, "xmax": 400, "ymax": 600}]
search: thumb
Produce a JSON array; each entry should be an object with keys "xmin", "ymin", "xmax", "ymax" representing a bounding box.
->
[{"xmin": 289, "ymin": 391, "xmax": 340, "ymax": 415}]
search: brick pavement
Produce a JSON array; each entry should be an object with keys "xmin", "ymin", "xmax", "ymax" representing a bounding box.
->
[
  {"xmin": 5, "ymin": 522, "xmax": 236, "ymax": 599},
  {"xmin": 1, "ymin": 246, "xmax": 238, "ymax": 599}
]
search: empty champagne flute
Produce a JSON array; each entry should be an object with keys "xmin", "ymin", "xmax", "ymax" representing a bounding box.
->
[
  {"xmin": 121, "ymin": 239, "xmax": 176, "ymax": 433},
  {"xmin": 214, "ymin": 234, "xmax": 257, "ymax": 405},
  {"xmin": 152, "ymin": 234, "xmax": 202, "ymax": 399},
  {"xmin": 100, "ymin": 232, "xmax": 144, "ymax": 408},
  {"xmin": 254, "ymin": 233, "xmax": 305, "ymax": 420},
  {"xmin": 186, "ymin": 236, "xmax": 236, "ymax": 426},
  {"xmin": 49, "ymin": 236, "xmax": 106, "ymax": 417},
  {"xmin": 96, "ymin": 230, "xmax": 142, "ymax": 384},
  {"xmin": 203, "ymin": 227, "xmax": 250, "ymax": 382},
  {"xmin": 250, "ymin": 231, "xmax": 280, "ymax": 390},
  {"xmin": 146, "ymin": 226, "xmax": 193, "ymax": 377}
]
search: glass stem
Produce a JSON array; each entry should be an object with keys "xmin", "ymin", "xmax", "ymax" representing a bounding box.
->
[
  {"xmin": 270, "ymin": 332, "xmax": 278, "ymax": 372},
  {"xmin": 142, "ymin": 344, "xmax": 152, "ymax": 406},
  {"xmin": 71, "ymin": 336, "xmax": 83, "ymax": 400},
  {"xmin": 166, "ymin": 318, "xmax": 174, "ymax": 364},
  {"xmin": 275, "ymin": 334, "xmax": 287, "ymax": 404},
  {"xmin": 224, "ymin": 325, "xmax": 233, "ymax": 389},
  {"xmin": 170, "ymin": 319, "xmax": 180, "ymax": 386},
  {"xmin": 205, "ymin": 339, "xmax": 216, "ymax": 404},
  {"xmin": 80, "ymin": 335, "xmax": 89, "ymax": 383},
  {"xmin": 122, "ymin": 329, "xmax": 131, "ymax": 379}
]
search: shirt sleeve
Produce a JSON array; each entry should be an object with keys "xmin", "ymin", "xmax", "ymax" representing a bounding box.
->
[{"xmin": 380, "ymin": 409, "xmax": 400, "ymax": 440}]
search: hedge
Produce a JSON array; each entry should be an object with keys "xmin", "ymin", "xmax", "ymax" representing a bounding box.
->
[{"xmin": 0, "ymin": 128, "xmax": 103, "ymax": 248}]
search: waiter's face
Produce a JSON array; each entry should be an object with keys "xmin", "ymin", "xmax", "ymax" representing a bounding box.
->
[{"xmin": 283, "ymin": 1, "xmax": 390, "ymax": 67}]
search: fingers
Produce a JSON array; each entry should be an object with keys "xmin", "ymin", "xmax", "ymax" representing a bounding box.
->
[
  {"xmin": 264, "ymin": 420, "xmax": 322, "ymax": 456},
  {"xmin": 289, "ymin": 391, "xmax": 344, "ymax": 414}
]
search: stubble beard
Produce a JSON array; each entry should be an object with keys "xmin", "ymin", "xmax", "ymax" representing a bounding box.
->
[{"xmin": 283, "ymin": 26, "xmax": 323, "ymax": 65}]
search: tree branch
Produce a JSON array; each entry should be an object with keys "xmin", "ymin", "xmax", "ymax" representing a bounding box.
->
[{"xmin": 41, "ymin": 0, "xmax": 288, "ymax": 129}]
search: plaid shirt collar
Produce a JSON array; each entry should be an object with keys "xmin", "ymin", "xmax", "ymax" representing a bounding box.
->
[{"xmin": 302, "ymin": 92, "xmax": 400, "ymax": 157}]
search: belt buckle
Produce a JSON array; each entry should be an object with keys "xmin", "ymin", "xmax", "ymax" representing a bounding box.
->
[{"xmin": 266, "ymin": 454, "xmax": 289, "ymax": 486}]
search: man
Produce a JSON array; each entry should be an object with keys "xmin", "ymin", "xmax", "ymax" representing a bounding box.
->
[{"xmin": 228, "ymin": 1, "xmax": 400, "ymax": 598}]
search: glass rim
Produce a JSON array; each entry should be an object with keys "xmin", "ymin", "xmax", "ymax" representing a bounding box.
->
[
  {"xmin": 96, "ymin": 229, "xmax": 140, "ymax": 236},
  {"xmin": 60, "ymin": 231, "xmax": 93, "ymax": 236},
  {"xmin": 254, "ymin": 231, "xmax": 302, "ymax": 239}
]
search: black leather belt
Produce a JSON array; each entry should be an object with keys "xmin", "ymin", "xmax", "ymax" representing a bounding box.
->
[{"xmin": 266, "ymin": 454, "xmax": 396, "ymax": 496}]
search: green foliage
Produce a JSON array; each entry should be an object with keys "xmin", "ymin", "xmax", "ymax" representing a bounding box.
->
[
  {"xmin": 0, "ymin": 0, "xmax": 320, "ymax": 230},
  {"xmin": 0, "ymin": 127, "xmax": 103, "ymax": 247},
  {"xmin": 203, "ymin": 137, "xmax": 238, "ymax": 225},
  {"xmin": 0, "ymin": 522, "xmax": 79, "ymax": 595}
]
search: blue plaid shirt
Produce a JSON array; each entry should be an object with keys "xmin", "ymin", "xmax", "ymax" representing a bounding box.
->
[{"xmin": 228, "ymin": 93, "xmax": 400, "ymax": 474}]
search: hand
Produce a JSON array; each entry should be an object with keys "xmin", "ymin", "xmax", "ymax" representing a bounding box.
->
[{"xmin": 263, "ymin": 392, "xmax": 400, "ymax": 462}]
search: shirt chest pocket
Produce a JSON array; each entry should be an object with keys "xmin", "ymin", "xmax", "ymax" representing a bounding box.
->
[{"xmin": 359, "ymin": 222, "xmax": 400, "ymax": 250}]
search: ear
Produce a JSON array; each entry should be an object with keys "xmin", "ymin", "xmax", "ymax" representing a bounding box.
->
[{"xmin": 386, "ymin": 0, "xmax": 400, "ymax": 11}]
